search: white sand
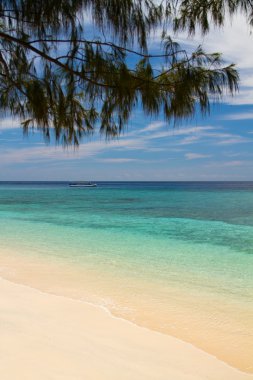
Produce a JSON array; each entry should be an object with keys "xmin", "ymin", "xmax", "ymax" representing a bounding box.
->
[{"xmin": 0, "ymin": 276, "xmax": 252, "ymax": 380}]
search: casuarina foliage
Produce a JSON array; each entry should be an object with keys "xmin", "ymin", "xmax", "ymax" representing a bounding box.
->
[{"xmin": 0, "ymin": 1, "xmax": 251, "ymax": 145}]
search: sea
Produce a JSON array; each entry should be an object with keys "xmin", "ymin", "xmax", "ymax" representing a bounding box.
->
[{"xmin": 0, "ymin": 181, "xmax": 252, "ymax": 371}]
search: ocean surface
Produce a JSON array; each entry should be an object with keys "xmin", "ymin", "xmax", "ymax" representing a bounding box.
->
[{"xmin": 0, "ymin": 181, "xmax": 253, "ymax": 371}]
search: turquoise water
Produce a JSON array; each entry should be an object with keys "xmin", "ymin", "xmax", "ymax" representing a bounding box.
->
[
  {"xmin": 0, "ymin": 181, "xmax": 253, "ymax": 300},
  {"xmin": 0, "ymin": 181, "xmax": 253, "ymax": 369}
]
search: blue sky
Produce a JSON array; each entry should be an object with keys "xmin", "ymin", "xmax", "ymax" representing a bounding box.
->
[{"xmin": 0, "ymin": 14, "xmax": 253, "ymax": 181}]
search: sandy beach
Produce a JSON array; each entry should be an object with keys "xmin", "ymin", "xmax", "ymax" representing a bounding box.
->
[{"xmin": 0, "ymin": 276, "xmax": 252, "ymax": 380}]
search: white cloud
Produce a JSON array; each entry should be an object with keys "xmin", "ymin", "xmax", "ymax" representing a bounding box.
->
[
  {"xmin": 151, "ymin": 14, "xmax": 253, "ymax": 106},
  {"xmin": 176, "ymin": 129, "xmax": 253, "ymax": 146},
  {"xmin": 185, "ymin": 153, "xmax": 211, "ymax": 160},
  {"xmin": 179, "ymin": 135, "xmax": 201, "ymax": 145},
  {"xmin": 95, "ymin": 158, "xmax": 138, "ymax": 163},
  {"xmin": 142, "ymin": 125, "xmax": 216, "ymax": 140},
  {"xmin": 222, "ymin": 160, "xmax": 247, "ymax": 167},
  {"xmin": 200, "ymin": 15, "xmax": 253, "ymax": 70},
  {"xmin": 140, "ymin": 121, "xmax": 166, "ymax": 133},
  {"xmin": 216, "ymin": 136, "xmax": 252, "ymax": 145},
  {"xmin": 221, "ymin": 112, "xmax": 253, "ymax": 120},
  {"xmin": 0, "ymin": 137, "xmax": 149, "ymax": 165},
  {"xmin": 207, "ymin": 160, "xmax": 250, "ymax": 168},
  {"xmin": 0, "ymin": 117, "xmax": 21, "ymax": 130},
  {"xmin": 224, "ymin": 89, "xmax": 253, "ymax": 105}
]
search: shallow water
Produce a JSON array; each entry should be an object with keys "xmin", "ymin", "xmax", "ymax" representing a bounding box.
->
[{"xmin": 0, "ymin": 181, "xmax": 253, "ymax": 371}]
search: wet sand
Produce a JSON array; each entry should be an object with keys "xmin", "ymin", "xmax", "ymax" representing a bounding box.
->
[{"xmin": 0, "ymin": 276, "xmax": 252, "ymax": 380}]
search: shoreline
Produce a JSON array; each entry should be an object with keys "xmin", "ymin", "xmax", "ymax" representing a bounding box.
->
[
  {"xmin": 1, "ymin": 275, "xmax": 252, "ymax": 380},
  {"xmin": 0, "ymin": 247, "xmax": 253, "ymax": 374}
]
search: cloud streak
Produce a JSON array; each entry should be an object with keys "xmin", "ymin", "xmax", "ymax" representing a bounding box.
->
[
  {"xmin": 185, "ymin": 153, "xmax": 211, "ymax": 160},
  {"xmin": 0, "ymin": 118, "xmax": 21, "ymax": 130},
  {"xmin": 95, "ymin": 158, "xmax": 139, "ymax": 163},
  {"xmin": 1, "ymin": 121, "xmax": 252, "ymax": 167},
  {"xmin": 221, "ymin": 112, "xmax": 253, "ymax": 121}
]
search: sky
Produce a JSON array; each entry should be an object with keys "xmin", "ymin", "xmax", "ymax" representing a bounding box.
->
[{"xmin": 0, "ymin": 14, "xmax": 253, "ymax": 181}]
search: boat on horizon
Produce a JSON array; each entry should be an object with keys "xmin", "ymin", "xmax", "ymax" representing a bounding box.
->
[{"xmin": 69, "ymin": 182, "xmax": 97, "ymax": 188}]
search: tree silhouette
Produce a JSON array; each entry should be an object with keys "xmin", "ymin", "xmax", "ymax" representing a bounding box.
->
[{"xmin": 0, "ymin": 0, "xmax": 251, "ymax": 145}]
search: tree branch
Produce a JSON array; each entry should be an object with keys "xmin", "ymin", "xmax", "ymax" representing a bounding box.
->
[{"xmin": 0, "ymin": 31, "xmax": 118, "ymax": 89}]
